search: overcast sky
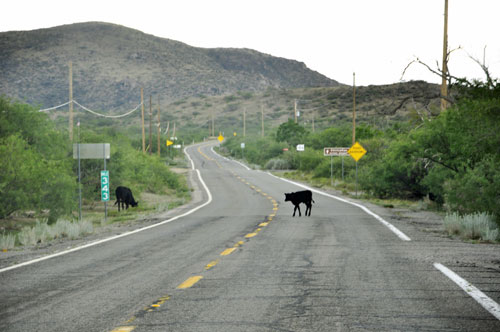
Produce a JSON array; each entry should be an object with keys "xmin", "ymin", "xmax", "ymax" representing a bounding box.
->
[{"xmin": 3, "ymin": 0, "xmax": 499, "ymax": 86}]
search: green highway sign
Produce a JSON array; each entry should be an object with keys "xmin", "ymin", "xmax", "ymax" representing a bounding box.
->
[{"xmin": 101, "ymin": 170, "xmax": 110, "ymax": 202}]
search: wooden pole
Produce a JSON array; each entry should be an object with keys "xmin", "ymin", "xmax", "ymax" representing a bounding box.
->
[
  {"xmin": 69, "ymin": 61, "xmax": 73, "ymax": 141},
  {"xmin": 212, "ymin": 109, "xmax": 215, "ymax": 137},
  {"xmin": 441, "ymin": 0, "xmax": 449, "ymax": 110},
  {"xmin": 294, "ymin": 99, "xmax": 297, "ymax": 123},
  {"xmin": 157, "ymin": 96, "xmax": 161, "ymax": 156},
  {"xmin": 352, "ymin": 72, "xmax": 356, "ymax": 145},
  {"xmin": 149, "ymin": 95, "xmax": 152, "ymax": 155},
  {"xmin": 243, "ymin": 108, "xmax": 246, "ymax": 137},
  {"xmin": 261, "ymin": 105, "xmax": 264, "ymax": 137},
  {"xmin": 141, "ymin": 88, "xmax": 145, "ymax": 154}
]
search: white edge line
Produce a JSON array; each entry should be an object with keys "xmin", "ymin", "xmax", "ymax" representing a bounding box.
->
[
  {"xmin": 434, "ymin": 262, "xmax": 500, "ymax": 320},
  {"xmin": 265, "ymin": 172, "xmax": 411, "ymax": 241},
  {"xmin": 0, "ymin": 146, "xmax": 212, "ymax": 274}
]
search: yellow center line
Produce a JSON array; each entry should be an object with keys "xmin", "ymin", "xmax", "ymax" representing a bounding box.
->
[
  {"xmin": 110, "ymin": 327, "xmax": 135, "ymax": 332},
  {"xmin": 245, "ymin": 232, "xmax": 257, "ymax": 238},
  {"xmin": 259, "ymin": 222, "xmax": 269, "ymax": 227},
  {"xmin": 197, "ymin": 146, "xmax": 213, "ymax": 161},
  {"xmin": 177, "ymin": 276, "xmax": 203, "ymax": 289},
  {"xmin": 205, "ymin": 259, "xmax": 219, "ymax": 270},
  {"xmin": 220, "ymin": 247, "xmax": 237, "ymax": 256},
  {"xmin": 234, "ymin": 240, "xmax": 245, "ymax": 247}
]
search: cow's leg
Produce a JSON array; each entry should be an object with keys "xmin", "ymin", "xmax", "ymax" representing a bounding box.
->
[
  {"xmin": 293, "ymin": 205, "xmax": 299, "ymax": 217},
  {"xmin": 117, "ymin": 200, "xmax": 121, "ymax": 211},
  {"xmin": 296, "ymin": 205, "xmax": 301, "ymax": 217},
  {"xmin": 125, "ymin": 202, "xmax": 129, "ymax": 210},
  {"xmin": 306, "ymin": 203, "xmax": 312, "ymax": 216}
]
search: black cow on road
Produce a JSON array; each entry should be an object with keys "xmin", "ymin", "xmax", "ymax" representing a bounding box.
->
[
  {"xmin": 284, "ymin": 190, "xmax": 315, "ymax": 217},
  {"xmin": 114, "ymin": 186, "xmax": 138, "ymax": 211}
]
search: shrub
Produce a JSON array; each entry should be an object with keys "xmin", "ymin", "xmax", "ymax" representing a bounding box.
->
[
  {"xmin": 444, "ymin": 212, "xmax": 499, "ymax": 241},
  {"xmin": 0, "ymin": 232, "xmax": 16, "ymax": 250},
  {"xmin": 265, "ymin": 158, "xmax": 290, "ymax": 170},
  {"xmin": 18, "ymin": 226, "xmax": 37, "ymax": 246}
]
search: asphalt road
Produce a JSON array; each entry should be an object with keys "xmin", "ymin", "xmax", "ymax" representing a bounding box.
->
[{"xmin": 1, "ymin": 142, "xmax": 499, "ymax": 331}]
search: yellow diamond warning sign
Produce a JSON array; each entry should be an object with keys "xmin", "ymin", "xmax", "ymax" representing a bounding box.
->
[
  {"xmin": 348, "ymin": 142, "xmax": 366, "ymax": 161},
  {"xmin": 166, "ymin": 140, "xmax": 173, "ymax": 146},
  {"xmin": 217, "ymin": 134, "xmax": 224, "ymax": 143}
]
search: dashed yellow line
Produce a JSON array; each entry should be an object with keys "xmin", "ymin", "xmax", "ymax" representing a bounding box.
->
[
  {"xmin": 111, "ymin": 327, "xmax": 135, "ymax": 332},
  {"xmin": 197, "ymin": 146, "xmax": 213, "ymax": 160},
  {"xmin": 205, "ymin": 260, "xmax": 219, "ymax": 270},
  {"xmin": 220, "ymin": 248, "xmax": 237, "ymax": 256},
  {"xmin": 177, "ymin": 276, "xmax": 203, "ymax": 289}
]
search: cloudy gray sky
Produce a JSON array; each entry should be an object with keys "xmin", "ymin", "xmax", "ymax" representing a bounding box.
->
[{"xmin": 3, "ymin": 0, "xmax": 499, "ymax": 86}]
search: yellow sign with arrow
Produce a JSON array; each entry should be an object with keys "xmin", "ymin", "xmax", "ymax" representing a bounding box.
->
[{"xmin": 166, "ymin": 140, "xmax": 173, "ymax": 146}]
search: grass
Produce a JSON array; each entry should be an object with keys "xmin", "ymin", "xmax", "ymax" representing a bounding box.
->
[
  {"xmin": 444, "ymin": 212, "xmax": 499, "ymax": 242},
  {"xmin": 0, "ymin": 186, "xmax": 191, "ymax": 250}
]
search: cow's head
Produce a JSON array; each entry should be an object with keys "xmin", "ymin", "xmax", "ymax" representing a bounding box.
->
[
  {"xmin": 284, "ymin": 193, "xmax": 291, "ymax": 202},
  {"xmin": 131, "ymin": 201, "xmax": 139, "ymax": 207}
]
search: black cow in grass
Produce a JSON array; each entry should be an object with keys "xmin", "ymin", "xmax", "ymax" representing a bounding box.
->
[
  {"xmin": 114, "ymin": 186, "xmax": 138, "ymax": 211},
  {"xmin": 284, "ymin": 190, "xmax": 315, "ymax": 217}
]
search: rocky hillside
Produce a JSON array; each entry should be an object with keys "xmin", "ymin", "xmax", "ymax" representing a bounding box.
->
[{"xmin": 0, "ymin": 22, "xmax": 339, "ymax": 111}]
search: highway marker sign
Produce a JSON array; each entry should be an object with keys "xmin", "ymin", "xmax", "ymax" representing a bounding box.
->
[{"xmin": 101, "ymin": 170, "xmax": 110, "ymax": 202}]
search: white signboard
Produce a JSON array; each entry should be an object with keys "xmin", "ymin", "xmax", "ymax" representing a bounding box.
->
[
  {"xmin": 241, "ymin": 143, "xmax": 245, "ymax": 149},
  {"xmin": 324, "ymin": 147, "xmax": 349, "ymax": 156},
  {"xmin": 296, "ymin": 144, "xmax": 305, "ymax": 151},
  {"xmin": 73, "ymin": 143, "xmax": 110, "ymax": 159}
]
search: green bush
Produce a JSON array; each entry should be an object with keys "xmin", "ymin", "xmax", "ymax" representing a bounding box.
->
[{"xmin": 444, "ymin": 157, "xmax": 500, "ymax": 222}]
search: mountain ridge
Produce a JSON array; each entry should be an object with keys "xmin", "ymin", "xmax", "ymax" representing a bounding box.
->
[{"xmin": 0, "ymin": 22, "xmax": 339, "ymax": 110}]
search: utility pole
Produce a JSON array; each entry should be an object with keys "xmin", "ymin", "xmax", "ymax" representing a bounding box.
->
[
  {"xmin": 261, "ymin": 105, "xmax": 264, "ymax": 137},
  {"xmin": 312, "ymin": 112, "xmax": 315, "ymax": 132},
  {"xmin": 352, "ymin": 72, "xmax": 356, "ymax": 145},
  {"xmin": 243, "ymin": 108, "xmax": 246, "ymax": 137},
  {"xmin": 441, "ymin": 0, "xmax": 449, "ymax": 110},
  {"xmin": 141, "ymin": 88, "xmax": 145, "ymax": 154},
  {"xmin": 69, "ymin": 61, "xmax": 73, "ymax": 141},
  {"xmin": 157, "ymin": 96, "xmax": 161, "ymax": 156},
  {"xmin": 294, "ymin": 99, "xmax": 297, "ymax": 123},
  {"xmin": 211, "ymin": 109, "xmax": 215, "ymax": 137},
  {"xmin": 149, "ymin": 95, "xmax": 152, "ymax": 155}
]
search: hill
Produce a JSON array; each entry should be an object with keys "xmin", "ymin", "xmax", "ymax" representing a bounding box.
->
[{"xmin": 0, "ymin": 22, "xmax": 339, "ymax": 111}]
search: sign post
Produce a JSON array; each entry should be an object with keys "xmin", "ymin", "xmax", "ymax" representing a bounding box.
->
[
  {"xmin": 324, "ymin": 147, "xmax": 349, "ymax": 185},
  {"xmin": 347, "ymin": 142, "xmax": 367, "ymax": 197},
  {"xmin": 73, "ymin": 143, "xmax": 110, "ymax": 222}
]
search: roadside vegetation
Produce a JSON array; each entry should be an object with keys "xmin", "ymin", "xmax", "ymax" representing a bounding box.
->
[
  {"xmin": 0, "ymin": 97, "xmax": 190, "ymax": 249},
  {"xmin": 220, "ymin": 75, "xmax": 500, "ymax": 243}
]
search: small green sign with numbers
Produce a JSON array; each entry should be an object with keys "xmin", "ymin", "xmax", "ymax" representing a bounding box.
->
[{"xmin": 101, "ymin": 170, "xmax": 110, "ymax": 202}]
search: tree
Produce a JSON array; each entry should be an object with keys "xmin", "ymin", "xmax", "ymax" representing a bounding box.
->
[{"xmin": 276, "ymin": 119, "xmax": 308, "ymax": 147}]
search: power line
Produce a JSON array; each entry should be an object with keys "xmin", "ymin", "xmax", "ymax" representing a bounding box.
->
[{"xmin": 39, "ymin": 100, "xmax": 143, "ymax": 119}]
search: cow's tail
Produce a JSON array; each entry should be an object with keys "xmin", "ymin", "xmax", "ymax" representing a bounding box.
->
[
  {"xmin": 312, "ymin": 199, "xmax": 315, "ymax": 204},
  {"xmin": 113, "ymin": 200, "xmax": 118, "ymax": 206}
]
